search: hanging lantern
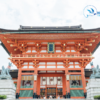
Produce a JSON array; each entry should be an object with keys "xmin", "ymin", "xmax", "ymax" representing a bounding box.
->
[
  {"xmin": 66, "ymin": 74, "xmax": 69, "ymax": 80},
  {"xmin": 34, "ymin": 75, "xmax": 37, "ymax": 81}
]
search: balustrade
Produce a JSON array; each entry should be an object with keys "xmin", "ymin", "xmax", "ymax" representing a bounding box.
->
[{"xmin": 10, "ymin": 53, "xmax": 92, "ymax": 58}]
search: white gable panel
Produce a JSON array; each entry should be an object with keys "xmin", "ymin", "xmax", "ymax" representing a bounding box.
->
[
  {"xmin": 47, "ymin": 71, "xmax": 55, "ymax": 73},
  {"xmin": 38, "ymin": 66, "xmax": 45, "ymax": 68},
  {"xmin": 56, "ymin": 50, "xmax": 62, "ymax": 52},
  {"xmin": 57, "ymin": 62, "xmax": 63, "ymax": 64},
  {"xmin": 47, "ymin": 62, "xmax": 55, "ymax": 64},
  {"xmin": 71, "ymin": 50, "xmax": 76, "ymax": 52},
  {"xmin": 29, "ymin": 66, "xmax": 33, "ymax": 68},
  {"xmin": 47, "ymin": 66, "xmax": 56, "ymax": 68},
  {"xmin": 22, "ymin": 66, "xmax": 27, "ymax": 68},
  {"xmin": 69, "ymin": 62, "xmax": 73, "ymax": 64},
  {"xmin": 39, "ymin": 62, "xmax": 45, "ymax": 64},
  {"xmin": 75, "ymin": 65, "xmax": 80, "ymax": 68},
  {"xmin": 29, "ymin": 62, "xmax": 33, "ymax": 64},
  {"xmin": 22, "ymin": 62, "xmax": 28, "ymax": 65},
  {"xmin": 57, "ymin": 66, "xmax": 64, "ymax": 68},
  {"xmin": 68, "ymin": 66, "xmax": 74, "ymax": 68},
  {"xmin": 32, "ymin": 50, "xmax": 36, "ymax": 52},
  {"xmin": 40, "ymin": 50, "xmax": 47, "ymax": 52},
  {"xmin": 75, "ymin": 62, "xmax": 79, "ymax": 64},
  {"xmin": 66, "ymin": 50, "xmax": 70, "ymax": 52},
  {"xmin": 26, "ymin": 50, "xmax": 31, "ymax": 53}
]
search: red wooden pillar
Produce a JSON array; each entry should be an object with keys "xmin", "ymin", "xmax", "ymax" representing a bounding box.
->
[
  {"xmin": 81, "ymin": 68, "xmax": 86, "ymax": 97},
  {"xmin": 45, "ymin": 85, "xmax": 47, "ymax": 98},
  {"xmin": 56, "ymin": 84, "xmax": 57, "ymax": 98},
  {"xmin": 65, "ymin": 69, "xmax": 70, "ymax": 98},
  {"xmin": 33, "ymin": 69, "xmax": 37, "ymax": 98},
  {"xmin": 16, "ymin": 68, "xmax": 22, "ymax": 98},
  {"xmin": 37, "ymin": 75, "xmax": 40, "ymax": 96},
  {"xmin": 63, "ymin": 75, "xmax": 66, "ymax": 96},
  {"xmin": 34, "ymin": 80, "xmax": 37, "ymax": 92},
  {"xmin": 66, "ymin": 78, "xmax": 70, "ymax": 98}
]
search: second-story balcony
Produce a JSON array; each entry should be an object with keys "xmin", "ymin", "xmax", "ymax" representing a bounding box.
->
[{"xmin": 10, "ymin": 53, "xmax": 93, "ymax": 59}]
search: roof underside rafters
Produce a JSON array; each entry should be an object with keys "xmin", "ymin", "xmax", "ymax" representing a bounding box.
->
[{"xmin": 0, "ymin": 25, "xmax": 100, "ymax": 55}]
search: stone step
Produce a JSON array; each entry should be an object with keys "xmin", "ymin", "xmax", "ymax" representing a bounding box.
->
[{"xmin": 0, "ymin": 99, "xmax": 93, "ymax": 100}]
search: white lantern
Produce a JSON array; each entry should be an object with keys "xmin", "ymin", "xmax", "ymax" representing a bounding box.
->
[
  {"xmin": 66, "ymin": 75, "xmax": 69, "ymax": 80},
  {"xmin": 34, "ymin": 75, "xmax": 37, "ymax": 81}
]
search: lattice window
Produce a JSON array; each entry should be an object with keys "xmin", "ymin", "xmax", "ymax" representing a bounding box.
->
[
  {"xmin": 21, "ymin": 75, "xmax": 33, "ymax": 88},
  {"xmin": 70, "ymin": 75, "xmax": 83, "ymax": 88}
]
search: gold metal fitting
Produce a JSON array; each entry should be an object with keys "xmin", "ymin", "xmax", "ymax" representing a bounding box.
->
[
  {"xmin": 63, "ymin": 43, "xmax": 66, "ymax": 46},
  {"xmin": 10, "ymin": 44, "xmax": 13, "ymax": 47},
  {"xmin": 78, "ymin": 43, "xmax": 80, "ymax": 46},
  {"xmin": 22, "ymin": 44, "xmax": 24, "ymax": 46},
  {"xmin": 96, "ymin": 36, "xmax": 98, "ymax": 38},
  {"xmin": 14, "ymin": 49, "xmax": 16, "ymax": 51},
  {"xmin": 86, "ymin": 48, "xmax": 88, "ymax": 50},
  {"xmin": 92, "ymin": 40, "xmax": 95, "ymax": 42},
  {"xmin": 37, "ymin": 43, "xmax": 39, "ymax": 46},
  {"xmin": 7, "ymin": 41, "xmax": 10, "ymax": 43},
  {"xmin": 4, "ymin": 37, "xmax": 7, "ymax": 39},
  {"xmin": 89, "ymin": 44, "xmax": 92, "ymax": 46}
]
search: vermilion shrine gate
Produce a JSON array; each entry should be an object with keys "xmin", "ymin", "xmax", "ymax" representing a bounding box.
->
[{"xmin": 0, "ymin": 25, "xmax": 100, "ymax": 99}]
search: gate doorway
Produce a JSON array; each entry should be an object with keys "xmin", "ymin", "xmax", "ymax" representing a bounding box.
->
[
  {"xmin": 39, "ymin": 74, "xmax": 65, "ymax": 98},
  {"xmin": 40, "ymin": 87, "xmax": 63, "ymax": 99},
  {"xmin": 47, "ymin": 88, "xmax": 56, "ymax": 98}
]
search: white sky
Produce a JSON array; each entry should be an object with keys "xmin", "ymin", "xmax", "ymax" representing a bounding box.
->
[{"xmin": 0, "ymin": 0, "xmax": 100, "ymax": 69}]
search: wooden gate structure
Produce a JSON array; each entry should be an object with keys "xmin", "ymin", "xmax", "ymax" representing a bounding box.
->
[{"xmin": 0, "ymin": 25, "xmax": 100, "ymax": 99}]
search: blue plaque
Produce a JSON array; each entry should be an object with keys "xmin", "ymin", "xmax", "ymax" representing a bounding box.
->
[{"xmin": 48, "ymin": 42, "xmax": 55, "ymax": 53}]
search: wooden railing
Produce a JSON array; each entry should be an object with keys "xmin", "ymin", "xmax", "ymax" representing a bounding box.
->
[{"xmin": 10, "ymin": 53, "xmax": 92, "ymax": 58}]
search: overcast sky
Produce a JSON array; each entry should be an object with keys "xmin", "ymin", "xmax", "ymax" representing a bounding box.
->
[{"xmin": 0, "ymin": 0, "xmax": 100, "ymax": 69}]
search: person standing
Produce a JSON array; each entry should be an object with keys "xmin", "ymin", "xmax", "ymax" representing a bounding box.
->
[
  {"xmin": 57, "ymin": 95, "xmax": 60, "ymax": 99},
  {"xmin": 49, "ymin": 95, "xmax": 52, "ymax": 99},
  {"xmin": 44, "ymin": 96, "xmax": 46, "ymax": 99}
]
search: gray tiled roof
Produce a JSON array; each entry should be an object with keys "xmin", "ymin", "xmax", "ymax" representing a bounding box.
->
[{"xmin": 19, "ymin": 25, "xmax": 82, "ymax": 30}]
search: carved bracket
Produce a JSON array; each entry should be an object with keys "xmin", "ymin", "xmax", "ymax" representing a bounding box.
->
[
  {"xmin": 35, "ymin": 42, "xmax": 41, "ymax": 52},
  {"xmin": 17, "ymin": 42, "xmax": 27, "ymax": 52},
  {"xmin": 75, "ymin": 42, "xmax": 85, "ymax": 52},
  {"xmin": 63, "ymin": 59, "xmax": 70, "ymax": 68},
  {"xmin": 79, "ymin": 59, "xmax": 91, "ymax": 68},
  {"xmin": 75, "ymin": 39, "xmax": 95, "ymax": 52},
  {"xmin": 8, "ymin": 39, "xmax": 27, "ymax": 52},
  {"xmin": 61, "ymin": 43, "xmax": 66, "ymax": 52},
  {"xmin": 11, "ymin": 59, "xmax": 23, "ymax": 68},
  {"xmin": 33, "ymin": 59, "xmax": 39, "ymax": 68}
]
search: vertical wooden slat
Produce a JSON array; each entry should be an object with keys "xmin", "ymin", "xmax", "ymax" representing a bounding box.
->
[
  {"xmin": 76, "ymin": 76, "xmax": 78, "ymax": 80},
  {"xmin": 25, "ymin": 76, "xmax": 27, "ymax": 80},
  {"xmin": 21, "ymin": 76, "xmax": 24, "ymax": 80}
]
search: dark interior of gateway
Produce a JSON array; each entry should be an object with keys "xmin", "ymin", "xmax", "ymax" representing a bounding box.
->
[{"xmin": 40, "ymin": 88, "xmax": 63, "ymax": 98}]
